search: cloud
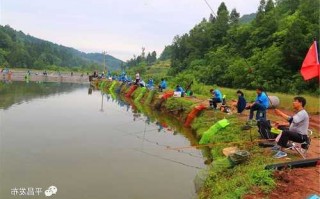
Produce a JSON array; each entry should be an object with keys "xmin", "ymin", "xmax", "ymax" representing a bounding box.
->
[{"xmin": 1, "ymin": 0, "xmax": 260, "ymax": 60}]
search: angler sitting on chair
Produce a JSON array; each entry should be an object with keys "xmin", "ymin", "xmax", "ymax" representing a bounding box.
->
[
  {"xmin": 272, "ymin": 96, "xmax": 310, "ymax": 158},
  {"xmin": 246, "ymin": 87, "xmax": 269, "ymax": 121},
  {"xmin": 209, "ymin": 88, "xmax": 223, "ymax": 109}
]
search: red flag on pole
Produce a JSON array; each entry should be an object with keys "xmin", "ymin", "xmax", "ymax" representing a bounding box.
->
[{"xmin": 300, "ymin": 41, "xmax": 320, "ymax": 80}]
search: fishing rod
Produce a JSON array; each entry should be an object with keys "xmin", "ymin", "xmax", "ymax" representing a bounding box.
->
[
  {"xmin": 202, "ymin": 0, "xmax": 217, "ymax": 18},
  {"xmin": 201, "ymin": 0, "xmax": 265, "ymax": 90},
  {"xmin": 204, "ymin": 0, "xmax": 278, "ymax": 111},
  {"xmin": 166, "ymin": 138, "xmax": 275, "ymax": 151},
  {"xmin": 140, "ymin": 117, "xmax": 147, "ymax": 150}
]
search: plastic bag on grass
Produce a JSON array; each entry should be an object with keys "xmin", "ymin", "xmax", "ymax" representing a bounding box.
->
[
  {"xmin": 109, "ymin": 81, "xmax": 117, "ymax": 91},
  {"xmin": 134, "ymin": 87, "xmax": 147, "ymax": 103},
  {"xmin": 199, "ymin": 119, "xmax": 230, "ymax": 145}
]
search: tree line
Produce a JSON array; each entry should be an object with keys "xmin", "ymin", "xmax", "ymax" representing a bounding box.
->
[
  {"xmin": 0, "ymin": 25, "xmax": 123, "ymax": 72},
  {"xmin": 159, "ymin": 0, "xmax": 319, "ymax": 94},
  {"xmin": 126, "ymin": 48, "xmax": 157, "ymax": 68}
]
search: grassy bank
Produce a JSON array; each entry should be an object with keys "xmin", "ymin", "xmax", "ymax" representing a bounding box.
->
[
  {"xmin": 127, "ymin": 62, "xmax": 319, "ymax": 114},
  {"xmin": 192, "ymin": 112, "xmax": 276, "ymax": 198},
  {"xmin": 94, "ymin": 79, "xmax": 288, "ymax": 198}
]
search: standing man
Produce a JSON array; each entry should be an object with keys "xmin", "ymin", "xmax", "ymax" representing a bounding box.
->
[
  {"xmin": 273, "ymin": 97, "xmax": 309, "ymax": 158},
  {"xmin": 247, "ymin": 87, "xmax": 269, "ymax": 121}
]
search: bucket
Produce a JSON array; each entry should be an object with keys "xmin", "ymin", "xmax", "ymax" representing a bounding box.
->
[
  {"xmin": 268, "ymin": 96, "xmax": 280, "ymax": 108},
  {"xmin": 228, "ymin": 150, "xmax": 250, "ymax": 165},
  {"xmin": 173, "ymin": 91, "xmax": 182, "ymax": 97}
]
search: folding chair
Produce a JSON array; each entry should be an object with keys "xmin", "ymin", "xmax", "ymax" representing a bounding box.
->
[
  {"xmin": 286, "ymin": 129, "xmax": 313, "ymax": 159},
  {"xmin": 256, "ymin": 109, "xmax": 266, "ymax": 121}
]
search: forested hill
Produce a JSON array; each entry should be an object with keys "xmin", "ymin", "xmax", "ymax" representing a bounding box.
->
[
  {"xmin": 160, "ymin": 0, "xmax": 319, "ymax": 94},
  {"xmin": 239, "ymin": 13, "xmax": 256, "ymax": 24},
  {"xmin": 0, "ymin": 25, "xmax": 123, "ymax": 71}
]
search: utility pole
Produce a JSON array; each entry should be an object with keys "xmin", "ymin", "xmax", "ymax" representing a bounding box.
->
[
  {"xmin": 142, "ymin": 47, "xmax": 145, "ymax": 59},
  {"xmin": 102, "ymin": 51, "xmax": 107, "ymax": 71}
]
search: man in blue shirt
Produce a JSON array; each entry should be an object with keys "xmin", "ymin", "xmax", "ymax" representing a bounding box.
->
[
  {"xmin": 247, "ymin": 87, "xmax": 269, "ymax": 120},
  {"xmin": 209, "ymin": 88, "xmax": 223, "ymax": 109},
  {"xmin": 158, "ymin": 78, "xmax": 167, "ymax": 92},
  {"xmin": 175, "ymin": 85, "xmax": 185, "ymax": 97},
  {"xmin": 147, "ymin": 78, "xmax": 154, "ymax": 89}
]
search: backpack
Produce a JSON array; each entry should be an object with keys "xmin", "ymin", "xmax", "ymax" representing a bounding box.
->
[
  {"xmin": 257, "ymin": 119, "xmax": 277, "ymax": 139},
  {"xmin": 220, "ymin": 105, "xmax": 231, "ymax": 113}
]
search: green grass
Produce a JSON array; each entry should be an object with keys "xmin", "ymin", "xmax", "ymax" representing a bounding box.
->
[
  {"xmin": 117, "ymin": 60, "xmax": 319, "ymax": 114},
  {"xmin": 93, "ymin": 78, "xmax": 313, "ymax": 198},
  {"xmin": 187, "ymin": 83, "xmax": 319, "ymax": 114},
  {"xmin": 189, "ymin": 109, "xmax": 278, "ymax": 198},
  {"xmin": 199, "ymin": 153, "xmax": 276, "ymax": 199}
]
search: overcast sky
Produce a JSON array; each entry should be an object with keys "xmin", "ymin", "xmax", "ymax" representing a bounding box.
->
[{"xmin": 0, "ymin": 0, "xmax": 260, "ymax": 61}]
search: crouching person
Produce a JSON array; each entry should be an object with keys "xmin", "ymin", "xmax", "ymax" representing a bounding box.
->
[
  {"xmin": 158, "ymin": 78, "xmax": 167, "ymax": 92},
  {"xmin": 272, "ymin": 96, "xmax": 309, "ymax": 158},
  {"xmin": 175, "ymin": 85, "xmax": 185, "ymax": 97},
  {"xmin": 209, "ymin": 88, "xmax": 223, "ymax": 109}
]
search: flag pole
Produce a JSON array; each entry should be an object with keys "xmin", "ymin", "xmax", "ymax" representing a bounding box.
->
[
  {"xmin": 317, "ymin": 40, "xmax": 320, "ymax": 84},
  {"xmin": 314, "ymin": 38, "xmax": 320, "ymax": 84}
]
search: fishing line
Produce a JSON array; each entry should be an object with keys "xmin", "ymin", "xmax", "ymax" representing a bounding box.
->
[
  {"xmin": 102, "ymin": 96, "xmax": 151, "ymax": 122},
  {"xmin": 134, "ymin": 149, "xmax": 204, "ymax": 170},
  {"xmin": 201, "ymin": 0, "xmax": 254, "ymax": 77},
  {"xmin": 122, "ymin": 128, "xmax": 159, "ymax": 136},
  {"xmin": 141, "ymin": 118, "xmax": 147, "ymax": 150},
  {"xmin": 134, "ymin": 135, "xmax": 203, "ymax": 159}
]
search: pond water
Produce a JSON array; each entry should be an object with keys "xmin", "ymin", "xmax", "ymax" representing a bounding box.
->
[{"xmin": 0, "ymin": 82, "xmax": 205, "ymax": 199}]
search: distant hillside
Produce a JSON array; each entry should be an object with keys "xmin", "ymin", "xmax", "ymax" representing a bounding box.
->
[
  {"xmin": 0, "ymin": 25, "xmax": 123, "ymax": 71},
  {"xmin": 82, "ymin": 53, "xmax": 124, "ymax": 71},
  {"xmin": 239, "ymin": 13, "xmax": 256, "ymax": 24}
]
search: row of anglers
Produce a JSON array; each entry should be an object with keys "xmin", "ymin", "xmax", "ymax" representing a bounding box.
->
[
  {"xmin": 210, "ymin": 86, "xmax": 311, "ymax": 159},
  {"xmin": 93, "ymin": 70, "xmax": 311, "ymax": 160},
  {"xmin": 1, "ymin": 68, "xmax": 89, "ymax": 77},
  {"xmin": 24, "ymin": 70, "xmax": 87, "ymax": 77},
  {"xmin": 89, "ymin": 70, "xmax": 269, "ymax": 117},
  {"xmin": 89, "ymin": 71, "xmax": 190, "ymax": 96}
]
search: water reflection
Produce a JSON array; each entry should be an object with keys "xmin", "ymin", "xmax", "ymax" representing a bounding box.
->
[
  {"xmin": 100, "ymin": 92, "xmax": 104, "ymax": 112},
  {"xmin": 98, "ymin": 88, "xmax": 212, "ymax": 168},
  {"xmin": 1, "ymin": 82, "xmax": 205, "ymax": 199},
  {"xmin": 99, "ymin": 90, "xmax": 200, "ymax": 147},
  {"xmin": 0, "ymin": 81, "xmax": 85, "ymax": 109},
  {"xmin": 88, "ymin": 86, "xmax": 93, "ymax": 95}
]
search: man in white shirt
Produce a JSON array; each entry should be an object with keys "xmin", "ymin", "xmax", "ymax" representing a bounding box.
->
[{"xmin": 273, "ymin": 96, "xmax": 309, "ymax": 158}]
